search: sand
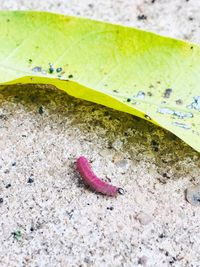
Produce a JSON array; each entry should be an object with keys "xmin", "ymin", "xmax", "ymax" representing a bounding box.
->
[{"xmin": 0, "ymin": 1, "xmax": 200, "ymax": 266}]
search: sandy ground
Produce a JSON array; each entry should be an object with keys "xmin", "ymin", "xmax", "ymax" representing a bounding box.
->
[{"xmin": 0, "ymin": 1, "xmax": 200, "ymax": 267}]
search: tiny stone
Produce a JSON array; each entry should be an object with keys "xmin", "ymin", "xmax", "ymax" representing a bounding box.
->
[
  {"xmin": 138, "ymin": 255, "xmax": 148, "ymax": 266},
  {"xmin": 186, "ymin": 184, "xmax": 200, "ymax": 206},
  {"xmin": 38, "ymin": 106, "xmax": 44, "ymax": 115},
  {"xmin": 0, "ymin": 198, "xmax": 3, "ymax": 203},
  {"xmin": 107, "ymin": 207, "xmax": 114, "ymax": 210},
  {"xmin": 27, "ymin": 177, "xmax": 34, "ymax": 184},
  {"xmin": 159, "ymin": 233, "xmax": 166, "ymax": 238},
  {"xmin": 99, "ymin": 149, "xmax": 110, "ymax": 157},
  {"xmin": 115, "ymin": 159, "xmax": 128, "ymax": 168},
  {"xmin": 136, "ymin": 212, "xmax": 153, "ymax": 225},
  {"xmin": 137, "ymin": 14, "xmax": 147, "ymax": 20},
  {"xmin": 151, "ymin": 140, "xmax": 159, "ymax": 151},
  {"xmin": 112, "ymin": 139, "xmax": 123, "ymax": 151},
  {"xmin": 12, "ymin": 161, "xmax": 16, "ymax": 166},
  {"xmin": 5, "ymin": 183, "xmax": 11, "ymax": 189}
]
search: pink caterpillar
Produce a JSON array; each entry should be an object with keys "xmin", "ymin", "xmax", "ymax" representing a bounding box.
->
[{"xmin": 76, "ymin": 156, "xmax": 124, "ymax": 197}]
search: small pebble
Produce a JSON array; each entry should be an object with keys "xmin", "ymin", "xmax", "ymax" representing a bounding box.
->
[
  {"xmin": 38, "ymin": 106, "xmax": 44, "ymax": 115},
  {"xmin": 106, "ymin": 207, "xmax": 114, "ymax": 210},
  {"xmin": 99, "ymin": 149, "xmax": 111, "ymax": 158},
  {"xmin": 115, "ymin": 159, "xmax": 128, "ymax": 168},
  {"xmin": 137, "ymin": 14, "xmax": 147, "ymax": 20},
  {"xmin": 151, "ymin": 140, "xmax": 159, "ymax": 152},
  {"xmin": 186, "ymin": 184, "xmax": 200, "ymax": 206},
  {"xmin": 138, "ymin": 255, "xmax": 148, "ymax": 266},
  {"xmin": 0, "ymin": 198, "xmax": 3, "ymax": 203},
  {"xmin": 27, "ymin": 177, "xmax": 34, "ymax": 184},
  {"xmin": 112, "ymin": 139, "xmax": 123, "ymax": 151},
  {"xmin": 136, "ymin": 212, "xmax": 153, "ymax": 225}
]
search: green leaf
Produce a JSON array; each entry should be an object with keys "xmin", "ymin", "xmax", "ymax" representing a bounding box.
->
[{"xmin": 0, "ymin": 11, "xmax": 200, "ymax": 151}]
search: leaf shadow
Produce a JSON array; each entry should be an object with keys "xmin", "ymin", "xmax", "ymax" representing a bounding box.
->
[{"xmin": 0, "ymin": 83, "xmax": 199, "ymax": 185}]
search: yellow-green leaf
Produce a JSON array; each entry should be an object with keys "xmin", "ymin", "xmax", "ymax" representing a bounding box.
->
[{"xmin": 0, "ymin": 11, "xmax": 200, "ymax": 151}]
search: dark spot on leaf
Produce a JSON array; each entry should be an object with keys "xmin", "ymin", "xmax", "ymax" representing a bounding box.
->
[
  {"xmin": 68, "ymin": 74, "xmax": 73, "ymax": 78},
  {"xmin": 32, "ymin": 66, "xmax": 42, "ymax": 72},
  {"xmin": 163, "ymin": 88, "xmax": 172, "ymax": 98},
  {"xmin": 56, "ymin": 67, "xmax": 62, "ymax": 73},
  {"xmin": 49, "ymin": 66, "xmax": 54, "ymax": 74},
  {"xmin": 147, "ymin": 91, "xmax": 153, "ymax": 96},
  {"xmin": 127, "ymin": 98, "xmax": 131, "ymax": 102},
  {"xmin": 136, "ymin": 91, "xmax": 145, "ymax": 99},
  {"xmin": 175, "ymin": 99, "xmax": 183, "ymax": 105}
]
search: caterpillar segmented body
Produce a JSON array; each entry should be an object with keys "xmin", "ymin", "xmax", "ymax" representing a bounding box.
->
[{"xmin": 76, "ymin": 156, "xmax": 124, "ymax": 197}]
